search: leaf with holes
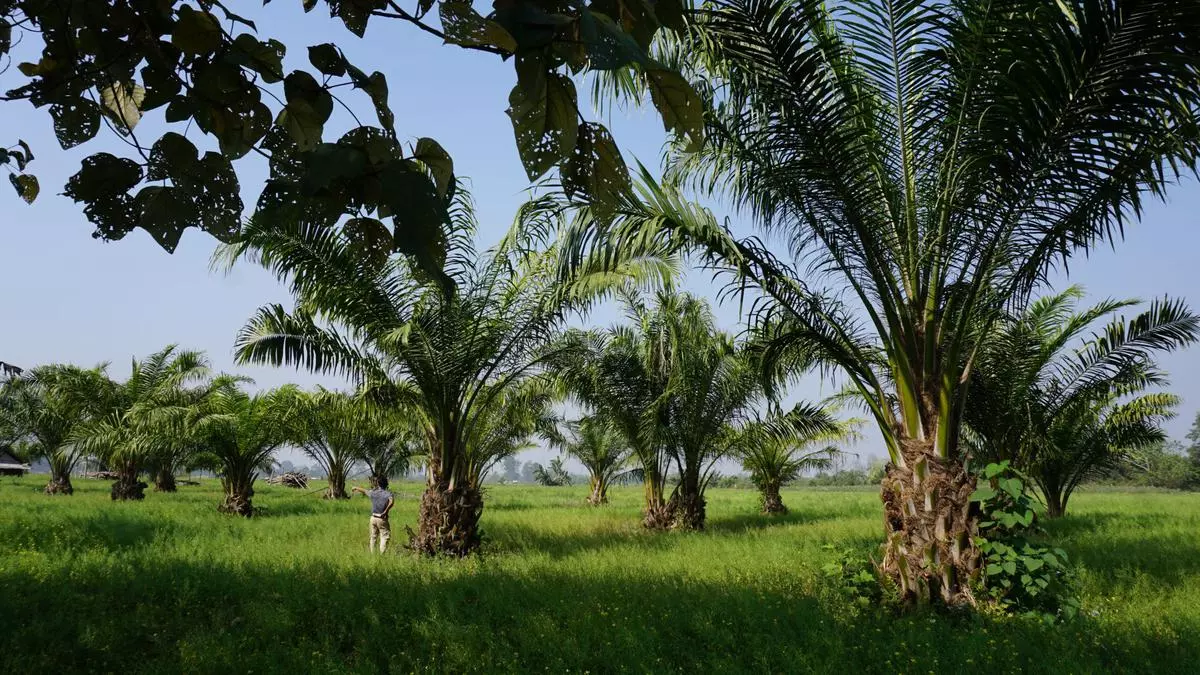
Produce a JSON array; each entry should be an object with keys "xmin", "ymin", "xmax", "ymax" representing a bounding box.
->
[
  {"xmin": 563, "ymin": 122, "xmax": 630, "ymax": 210},
  {"xmin": 49, "ymin": 98, "xmax": 101, "ymax": 149},
  {"xmin": 439, "ymin": 1, "xmax": 517, "ymax": 53},
  {"xmin": 9, "ymin": 174, "xmax": 38, "ymax": 204},
  {"xmin": 172, "ymin": 6, "xmax": 223, "ymax": 56},
  {"xmin": 100, "ymin": 81, "xmax": 146, "ymax": 133},
  {"xmin": 507, "ymin": 69, "xmax": 578, "ymax": 181},
  {"xmin": 645, "ymin": 66, "xmax": 703, "ymax": 149},
  {"xmin": 413, "ymin": 138, "xmax": 454, "ymax": 198}
]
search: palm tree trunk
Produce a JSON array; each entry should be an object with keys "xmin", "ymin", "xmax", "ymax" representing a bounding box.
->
[
  {"xmin": 111, "ymin": 474, "xmax": 147, "ymax": 500},
  {"xmin": 154, "ymin": 468, "xmax": 177, "ymax": 492},
  {"xmin": 219, "ymin": 474, "xmax": 256, "ymax": 517},
  {"xmin": 325, "ymin": 465, "xmax": 349, "ymax": 499},
  {"xmin": 44, "ymin": 474, "xmax": 73, "ymax": 495},
  {"xmin": 669, "ymin": 472, "xmax": 706, "ymax": 530},
  {"xmin": 411, "ymin": 454, "xmax": 483, "ymax": 556},
  {"xmin": 587, "ymin": 476, "xmax": 608, "ymax": 506},
  {"xmin": 879, "ymin": 438, "xmax": 981, "ymax": 607},
  {"xmin": 1045, "ymin": 490, "xmax": 1066, "ymax": 519},
  {"xmin": 45, "ymin": 453, "xmax": 75, "ymax": 495},
  {"xmin": 642, "ymin": 470, "xmax": 673, "ymax": 529},
  {"xmin": 761, "ymin": 482, "xmax": 787, "ymax": 515}
]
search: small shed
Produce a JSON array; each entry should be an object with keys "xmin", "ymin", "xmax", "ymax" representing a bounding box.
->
[{"xmin": 0, "ymin": 449, "xmax": 30, "ymax": 476}]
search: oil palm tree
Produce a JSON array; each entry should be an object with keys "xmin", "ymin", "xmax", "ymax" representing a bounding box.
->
[
  {"xmin": 555, "ymin": 290, "xmax": 838, "ymax": 529},
  {"xmin": 0, "ymin": 364, "xmax": 109, "ymax": 494},
  {"xmin": 290, "ymin": 388, "xmax": 380, "ymax": 500},
  {"xmin": 220, "ymin": 191, "xmax": 667, "ymax": 554},
  {"xmin": 965, "ymin": 287, "xmax": 1198, "ymax": 517},
  {"xmin": 550, "ymin": 416, "xmax": 634, "ymax": 505},
  {"xmin": 567, "ymin": 0, "xmax": 1200, "ymax": 604},
  {"xmin": 736, "ymin": 407, "xmax": 860, "ymax": 514},
  {"xmin": 70, "ymin": 346, "xmax": 211, "ymax": 500},
  {"xmin": 190, "ymin": 384, "xmax": 300, "ymax": 516}
]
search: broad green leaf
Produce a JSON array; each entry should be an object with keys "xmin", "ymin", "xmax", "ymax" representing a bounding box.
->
[
  {"xmin": 336, "ymin": 0, "xmax": 383, "ymax": 37},
  {"xmin": 172, "ymin": 6, "xmax": 223, "ymax": 56},
  {"xmin": 563, "ymin": 122, "xmax": 630, "ymax": 209},
  {"xmin": 645, "ymin": 66, "xmax": 703, "ymax": 149},
  {"xmin": 308, "ymin": 44, "xmax": 346, "ymax": 76},
  {"xmin": 49, "ymin": 98, "xmax": 101, "ymax": 149},
  {"xmin": 579, "ymin": 9, "xmax": 645, "ymax": 70},
  {"xmin": 231, "ymin": 35, "xmax": 286, "ymax": 83},
  {"xmin": 968, "ymin": 487, "xmax": 994, "ymax": 502},
  {"xmin": 343, "ymin": 216, "xmax": 392, "ymax": 268},
  {"xmin": 280, "ymin": 71, "xmax": 333, "ymax": 151},
  {"xmin": 412, "ymin": 138, "xmax": 454, "ymax": 198},
  {"xmin": 1002, "ymin": 561, "xmax": 1017, "ymax": 575},
  {"xmin": 380, "ymin": 162, "xmax": 449, "ymax": 287},
  {"xmin": 301, "ymin": 143, "xmax": 369, "ymax": 192},
  {"xmin": 99, "ymin": 81, "xmax": 146, "ymax": 132},
  {"xmin": 136, "ymin": 186, "xmax": 196, "ymax": 252},
  {"xmin": 439, "ymin": 1, "xmax": 517, "ymax": 53},
  {"xmin": 9, "ymin": 174, "xmax": 38, "ymax": 204},
  {"xmin": 506, "ymin": 68, "xmax": 579, "ymax": 181}
]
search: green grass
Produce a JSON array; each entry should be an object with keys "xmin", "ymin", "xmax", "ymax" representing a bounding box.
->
[{"xmin": 1, "ymin": 476, "xmax": 1198, "ymax": 673}]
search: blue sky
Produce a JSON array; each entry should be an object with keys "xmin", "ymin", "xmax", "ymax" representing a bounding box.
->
[{"xmin": 2, "ymin": 3, "xmax": 1197, "ymax": 467}]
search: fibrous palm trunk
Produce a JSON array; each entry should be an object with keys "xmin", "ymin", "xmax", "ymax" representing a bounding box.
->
[
  {"xmin": 586, "ymin": 476, "xmax": 608, "ymax": 506},
  {"xmin": 761, "ymin": 483, "xmax": 787, "ymax": 515},
  {"xmin": 879, "ymin": 439, "xmax": 981, "ymax": 606},
  {"xmin": 325, "ymin": 466, "xmax": 349, "ymax": 500},
  {"xmin": 111, "ymin": 464, "xmax": 147, "ymax": 501},
  {"xmin": 44, "ymin": 474, "xmax": 74, "ymax": 495},
  {"xmin": 154, "ymin": 468, "xmax": 177, "ymax": 492},
  {"xmin": 411, "ymin": 455, "xmax": 482, "ymax": 556},
  {"xmin": 670, "ymin": 473, "xmax": 706, "ymax": 530},
  {"xmin": 219, "ymin": 474, "xmax": 255, "ymax": 517},
  {"xmin": 642, "ymin": 470, "xmax": 673, "ymax": 529},
  {"xmin": 1045, "ymin": 490, "xmax": 1066, "ymax": 519}
]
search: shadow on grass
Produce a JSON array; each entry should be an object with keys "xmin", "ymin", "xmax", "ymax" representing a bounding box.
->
[
  {"xmin": 0, "ymin": 511, "xmax": 181, "ymax": 553},
  {"xmin": 1, "ymin": 554, "xmax": 1191, "ymax": 674}
]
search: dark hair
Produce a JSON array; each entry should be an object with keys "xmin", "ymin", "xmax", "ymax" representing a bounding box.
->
[{"xmin": 376, "ymin": 476, "xmax": 389, "ymax": 489}]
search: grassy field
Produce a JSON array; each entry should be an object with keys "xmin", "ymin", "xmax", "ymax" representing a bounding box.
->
[{"xmin": 1, "ymin": 476, "xmax": 1198, "ymax": 673}]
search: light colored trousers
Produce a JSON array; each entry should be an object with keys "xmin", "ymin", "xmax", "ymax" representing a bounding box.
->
[{"xmin": 369, "ymin": 515, "xmax": 391, "ymax": 553}]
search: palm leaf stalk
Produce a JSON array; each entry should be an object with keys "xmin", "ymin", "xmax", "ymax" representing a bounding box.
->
[
  {"xmin": 567, "ymin": 0, "xmax": 1200, "ymax": 604},
  {"xmin": 220, "ymin": 188, "xmax": 670, "ymax": 554},
  {"xmin": 966, "ymin": 287, "xmax": 1199, "ymax": 517}
]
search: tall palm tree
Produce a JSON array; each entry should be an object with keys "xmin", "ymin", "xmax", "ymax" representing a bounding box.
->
[
  {"xmin": 566, "ymin": 0, "xmax": 1200, "ymax": 604},
  {"xmin": 190, "ymin": 384, "xmax": 300, "ymax": 516},
  {"xmin": 220, "ymin": 192, "xmax": 667, "ymax": 554},
  {"xmin": 71, "ymin": 346, "xmax": 211, "ymax": 500},
  {"xmin": 966, "ymin": 287, "xmax": 1198, "ymax": 517},
  {"xmin": 550, "ymin": 416, "xmax": 634, "ymax": 505},
  {"xmin": 736, "ymin": 407, "xmax": 860, "ymax": 515},
  {"xmin": 0, "ymin": 364, "xmax": 109, "ymax": 494}
]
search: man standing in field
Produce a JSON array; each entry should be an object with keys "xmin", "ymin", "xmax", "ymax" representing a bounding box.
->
[{"xmin": 351, "ymin": 479, "xmax": 394, "ymax": 553}]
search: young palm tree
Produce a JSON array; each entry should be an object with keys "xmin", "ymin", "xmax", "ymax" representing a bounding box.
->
[
  {"xmin": 220, "ymin": 192, "xmax": 665, "ymax": 554},
  {"xmin": 190, "ymin": 384, "xmax": 300, "ymax": 516},
  {"xmin": 567, "ymin": 0, "xmax": 1200, "ymax": 604},
  {"xmin": 0, "ymin": 364, "xmax": 109, "ymax": 494},
  {"xmin": 551, "ymin": 416, "xmax": 633, "ymax": 505},
  {"xmin": 290, "ymin": 388, "xmax": 376, "ymax": 500},
  {"xmin": 966, "ymin": 287, "xmax": 1198, "ymax": 517},
  {"xmin": 736, "ymin": 407, "xmax": 860, "ymax": 515},
  {"xmin": 556, "ymin": 291, "xmax": 838, "ymax": 529},
  {"xmin": 71, "ymin": 346, "xmax": 211, "ymax": 500}
]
